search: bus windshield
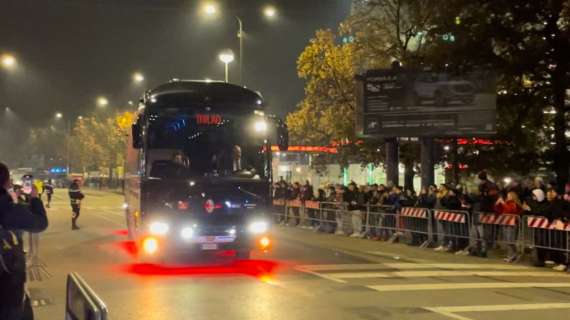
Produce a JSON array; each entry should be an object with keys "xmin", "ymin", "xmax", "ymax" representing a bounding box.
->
[{"xmin": 146, "ymin": 113, "xmax": 267, "ymax": 180}]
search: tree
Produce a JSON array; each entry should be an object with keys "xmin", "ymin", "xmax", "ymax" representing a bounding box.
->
[
  {"xmin": 286, "ymin": 29, "xmax": 362, "ymax": 168},
  {"xmin": 70, "ymin": 111, "xmax": 133, "ymax": 181},
  {"xmin": 423, "ymin": 0, "xmax": 570, "ymax": 185}
]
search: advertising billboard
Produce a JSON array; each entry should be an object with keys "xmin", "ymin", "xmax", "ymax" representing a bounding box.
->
[{"xmin": 356, "ymin": 68, "xmax": 496, "ymax": 137}]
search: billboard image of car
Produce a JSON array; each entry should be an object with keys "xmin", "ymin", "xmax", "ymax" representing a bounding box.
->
[{"xmin": 356, "ymin": 69, "xmax": 496, "ymax": 138}]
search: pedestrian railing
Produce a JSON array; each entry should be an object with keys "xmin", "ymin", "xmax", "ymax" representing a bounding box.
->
[{"xmin": 271, "ymin": 200, "xmax": 570, "ymax": 265}]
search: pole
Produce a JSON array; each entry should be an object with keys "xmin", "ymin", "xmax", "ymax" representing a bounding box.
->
[
  {"xmin": 420, "ymin": 137, "xmax": 435, "ymax": 188},
  {"xmin": 66, "ymin": 119, "xmax": 71, "ymax": 174},
  {"xmin": 224, "ymin": 62, "xmax": 229, "ymax": 83},
  {"xmin": 385, "ymin": 137, "xmax": 399, "ymax": 187},
  {"xmin": 236, "ymin": 16, "xmax": 243, "ymax": 85}
]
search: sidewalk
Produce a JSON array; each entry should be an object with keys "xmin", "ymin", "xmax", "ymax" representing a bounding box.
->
[{"xmin": 276, "ymin": 225, "xmax": 536, "ymax": 266}]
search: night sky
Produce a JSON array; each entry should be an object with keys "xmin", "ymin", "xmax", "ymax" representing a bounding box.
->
[{"xmin": 0, "ymin": 0, "xmax": 351, "ymax": 125}]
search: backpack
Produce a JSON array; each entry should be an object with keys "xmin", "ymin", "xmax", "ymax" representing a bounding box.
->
[{"xmin": 0, "ymin": 226, "xmax": 24, "ymax": 276}]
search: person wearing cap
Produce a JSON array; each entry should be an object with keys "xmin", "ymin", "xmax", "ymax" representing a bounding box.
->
[
  {"xmin": 523, "ymin": 188, "xmax": 552, "ymax": 267},
  {"xmin": 523, "ymin": 189, "xmax": 550, "ymax": 216}
]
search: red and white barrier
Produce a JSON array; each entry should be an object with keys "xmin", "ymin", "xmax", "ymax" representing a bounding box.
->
[
  {"xmin": 435, "ymin": 211, "xmax": 467, "ymax": 223},
  {"xmin": 526, "ymin": 216, "xmax": 550, "ymax": 229},
  {"xmin": 400, "ymin": 207, "xmax": 428, "ymax": 219}
]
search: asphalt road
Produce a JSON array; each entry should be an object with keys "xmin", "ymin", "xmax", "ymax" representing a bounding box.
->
[{"xmin": 29, "ymin": 189, "xmax": 570, "ymax": 320}]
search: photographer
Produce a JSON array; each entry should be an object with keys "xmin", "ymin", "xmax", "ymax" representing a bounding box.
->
[{"xmin": 0, "ymin": 163, "xmax": 48, "ymax": 320}]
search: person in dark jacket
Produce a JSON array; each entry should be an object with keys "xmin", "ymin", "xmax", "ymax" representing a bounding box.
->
[
  {"xmin": 343, "ymin": 183, "xmax": 364, "ymax": 237},
  {"xmin": 68, "ymin": 180, "xmax": 85, "ymax": 230},
  {"xmin": 546, "ymin": 188, "xmax": 569, "ymax": 271},
  {"xmin": 523, "ymin": 189, "xmax": 552, "ymax": 267},
  {"xmin": 42, "ymin": 179, "xmax": 54, "ymax": 208},
  {"xmin": 0, "ymin": 163, "xmax": 48, "ymax": 320}
]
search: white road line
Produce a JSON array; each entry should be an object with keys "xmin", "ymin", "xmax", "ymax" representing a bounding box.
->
[
  {"xmin": 425, "ymin": 302, "xmax": 570, "ymax": 320},
  {"xmin": 367, "ymin": 282, "xmax": 570, "ymax": 292},
  {"xmin": 294, "ymin": 267, "xmax": 347, "ymax": 284},
  {"xmin": 326, "ymin": 270, "xmax": 568, "ymax": 280},
  {"xmin": 383, "ymin": 263, "xmax": 529, "ymax": 270},
  {"xmin": 296, "ymin": 263, "xmax": 529, "ymax": 272},
  {"xmin": 296, "ymin": 264, "xmax": 388, "ymax": 272}
]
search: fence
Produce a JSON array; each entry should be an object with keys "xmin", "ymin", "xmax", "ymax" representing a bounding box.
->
[{"xmin": 272, "ymin": 200, "xmax": 570, "ymax": 264}]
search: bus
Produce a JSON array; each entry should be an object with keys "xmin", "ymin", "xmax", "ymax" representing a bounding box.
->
[{"xmin": 124, "ymin": 80, "xmax": 288, "ymax": 261}]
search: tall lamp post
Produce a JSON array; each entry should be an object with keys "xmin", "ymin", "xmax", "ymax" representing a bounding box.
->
[
  {"xmin": 202, "ymin": 3, "xmax": 277, "ymax": 85},
  {"xmin": 218, "ymin": 50, "xmax": 235, "ymax": 83}
]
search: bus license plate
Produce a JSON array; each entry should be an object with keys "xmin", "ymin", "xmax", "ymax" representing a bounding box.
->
[{"xmin": 201, "ymin": 243, "xmax": 218, "ymax": 250}]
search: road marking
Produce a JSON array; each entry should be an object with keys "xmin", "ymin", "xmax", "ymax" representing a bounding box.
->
[
  {"xmin": 294, "ymin": 267, "xmax": 347, "ymax": 283},
  {"xmin": 326, "ymin": 270, "xmax": 568, "ymax": 280},
  {"xmin": 297, "ymin": 262, "xmax": 529, "ymax": 272},
  {"xmin": 296, "ymin": 264, "xmax": 388, "ymax": 272},
  {"xmin": 425, "ymin": 303, "xmax": 570, "ymax": 320},
  {"xmin": 383, "ymin": 263, "xmax": 529, "ymax": 270},
  {"xmin": 367, "ymin": 282, "xmax": 570, "ymax": 292}
]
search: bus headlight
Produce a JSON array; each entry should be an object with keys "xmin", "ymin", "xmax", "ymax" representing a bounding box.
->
[
  {"xmin": 180, "ymin": 227, "xmax": 194, "ymax": 240},
  {"xmin": 142, "ymin": 237, "xmax": 159, "ymax": 255},
  {"xmin": 253, "ymin": 120, "xmax": 268, "ymax": 133},
  {"xmin": 248, "ymin": 221, "xmax": 269, "ymax": 234},
  {"xmin": 149, "ymin": 221, "xmax": 170, "ymax": 235}
]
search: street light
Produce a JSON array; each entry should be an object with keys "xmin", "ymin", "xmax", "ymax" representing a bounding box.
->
[
  {"xmin": 218, "ymin": 50, "xmax": 235, "ymax": 83},
  {"xmin": 97, "ymin": 96, "xmax": 109, "ymax": 108},
  {"xmin": 1, "ymin": 53, "xmax": 16, "ymax": 70},
  {"xmin": 263, "ymin": 5, "xmax": 277, "ymax": 18},
  {"xmin": 55, "ymin": 112, "xmax": 63, "ymax": 119},
  {"xmin": 202, "ymin": 2, "xmax": 218, "ymax": 16},
  {"xmin": 132, "ymin": 72, "xmax": 144, "ymax": 84}
]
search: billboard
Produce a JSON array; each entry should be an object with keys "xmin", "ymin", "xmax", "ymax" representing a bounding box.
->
[{"xmin": 356, "ymin": 68, "xmax": 496, "ymax": 137}]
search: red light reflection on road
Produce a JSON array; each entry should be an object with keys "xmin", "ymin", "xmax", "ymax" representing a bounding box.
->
[
  {"xmin": 120, "ymin": 259, "xmax": 281, "ymax": 280},
  {"xmin": 114, "ymin": 240, "xmax": 139, "ymax": 258},
  {"xmin": 113, "ymin": 229, "xmax": 129, "ymax": 236}
]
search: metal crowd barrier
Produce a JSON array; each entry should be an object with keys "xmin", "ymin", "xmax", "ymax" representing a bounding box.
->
[
  {"xmin": 432, "ymin": 209, "xmax": 471, "ymax": 250},
  {"xmin": 66, "ymin": 272, "xmax": 108, "ymax": 320},
  {"xmin": 472, "ymin": 212, "xmax": 522, "ymax": 258},
  {"xmin": 272, "ymin": 202, "xmax": 570, "ymax": 264},
  {"xmin": 521, "ymin": 216, "xmax": 569, "ymax": 264},
  {"xmin": 365, "ymin": 205, "xmax": 398, "ymax": 241},
  {"xmin": 398, "ymin": 207, "xmax": 432, "ymax": 248}
]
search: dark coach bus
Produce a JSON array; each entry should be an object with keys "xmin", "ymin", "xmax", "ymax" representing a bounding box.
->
[{"xmin": 124, "ymin": 80, "xmax": 288, "ymax": 260}]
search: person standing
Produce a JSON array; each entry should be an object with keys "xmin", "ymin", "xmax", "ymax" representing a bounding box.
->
[
  {"xmin": 344, "ymin": 183, "xmax": 364, "ymax": 238},
  {"xmin": 42, "ymin": 179, "xmax": 54, "ymax": 208},
  {"xmin": 33, "ymin": 179, "xmax": 44, "ymax": 201},
  {"xmin": 68, "ymin": 180, "xmax": 85, "ymax": 230},
  {"xmin": 0, "ymin": 163, "xmax": 48, "ymax": 320}
]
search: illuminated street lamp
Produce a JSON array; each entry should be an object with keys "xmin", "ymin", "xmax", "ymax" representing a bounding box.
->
[
  {"xmin": 201, "ymin": 3, "xmax": 277, "ymax": 85},
  {"xmin": 202, "ymin": 2, "xmax": 218, "ymax": 16},
  {"xmin": 1, "ymin": 53, "xmax": 17, "ymax": 70},
  {"xmin": 132, "ymin": 72, "xmax": 144, "ymax": 84},
  {"xmin": 55, "ymin": 112, "xmax": 63, "ymax": 119},
  {"xmin": 97, "ymin": 96, "xmax": 109, "ymax": 108},
  {"xmin": 263, "ymin": 5, "xmax": 277, "ymax": 18},
  {"xmin": 218, "ymin": 50, "xmax": 235, "ymax": 83}
]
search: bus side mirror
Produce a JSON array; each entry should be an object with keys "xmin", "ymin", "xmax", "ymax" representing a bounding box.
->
[
  {"xmin": 132, "ymin": 124, "xmax": 143, "ymax": 149},
  {"xmin": 277, "ymin": 123, "xmax": 289, "ymax": 152}
]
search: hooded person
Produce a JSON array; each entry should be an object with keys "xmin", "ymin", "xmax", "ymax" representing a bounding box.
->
[{"xmin": 524, "ymin": 189, "xmax": 550, "ymax": 217}]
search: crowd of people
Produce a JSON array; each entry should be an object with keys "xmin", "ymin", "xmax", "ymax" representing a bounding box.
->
[{"xmin": 273, "ymin": 172, "xmax": 570, "ymax": 271}]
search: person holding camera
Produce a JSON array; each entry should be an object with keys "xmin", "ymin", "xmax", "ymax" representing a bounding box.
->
[
  {"xmin": 68, "ymin": 180, "xmax": 85, "ymax": 230},
  {"xmin": 0, "ymin": 163, "xmax": 48, "ymax": 320}
]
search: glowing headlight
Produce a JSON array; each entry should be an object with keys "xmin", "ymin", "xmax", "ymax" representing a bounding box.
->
[
  {"xmin": 149, "ymin": 222, "xmax": 169, "ymax": 235},
  {"xmin": 254, "ymin": 120, "xmax": 268, "ymax": 133},
  {"xmin": 248, "ymin": 221, "xmax": 269, "ymax": 234},
  {"xmin": 181, "ymin": 227, "xmax": 194, "ymax": 240}
]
